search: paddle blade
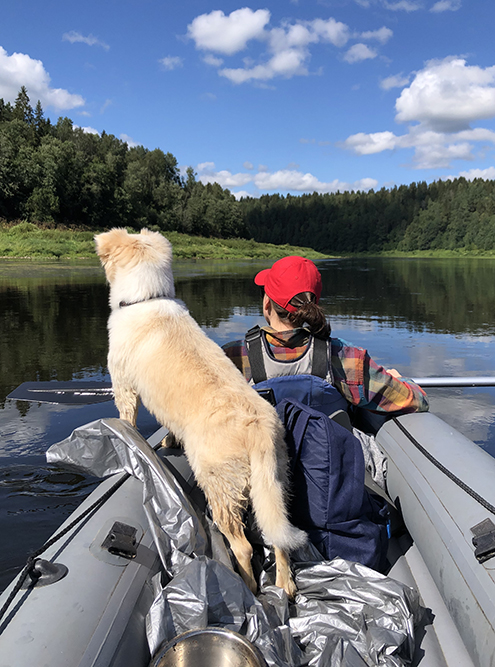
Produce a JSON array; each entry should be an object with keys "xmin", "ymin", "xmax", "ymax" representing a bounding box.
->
[{"xmin": 7, "ymin": 381, "xmax": 114, "ymax": 404}]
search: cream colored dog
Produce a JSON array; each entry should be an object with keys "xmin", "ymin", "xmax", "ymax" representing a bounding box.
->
[{"xmin": 95, "ymin": 228, "xmax": 306, "ymax": 597}]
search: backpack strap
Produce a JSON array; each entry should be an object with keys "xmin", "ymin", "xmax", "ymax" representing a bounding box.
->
[
  {"xmin": 278, "ymin": 401, "xmax": 311, "ymax": 473},
  {"xmin": 245, "ymin": 325, "xmax": 267, "ymax": 383}
]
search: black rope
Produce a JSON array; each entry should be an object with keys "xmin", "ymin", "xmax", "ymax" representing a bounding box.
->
[
  {"xmin": 392, "ymin": 418, "xmax": 495, "ymax": 517},
  {"xmin": 0, "ymin": 471, "xmax": 130, "ymax": 628}
]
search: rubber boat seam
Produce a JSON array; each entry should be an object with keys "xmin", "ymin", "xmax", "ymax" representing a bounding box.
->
[
  {"xmin": 0, "ymin": 471, "xmax": 130, "ymax": 630},
  {"xmin": 393, "ymin": 417, "xmax": 495, "ymax": 516}
]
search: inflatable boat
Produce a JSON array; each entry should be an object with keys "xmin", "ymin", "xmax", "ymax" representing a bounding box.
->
[{"xmin": 0, "ymin": 409, "xmax": 494, "ymax": 667}]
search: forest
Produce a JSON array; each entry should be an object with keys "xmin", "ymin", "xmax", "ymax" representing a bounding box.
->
[
  {"xmin": 0, "ymin": 87, "xmax": 244, "ymax": 239},
  {"xmin": 2, "ymin": 87, "xmax": 495, "ymax": 254}
]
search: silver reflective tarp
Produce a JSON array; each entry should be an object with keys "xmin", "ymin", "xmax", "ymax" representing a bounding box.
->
[{"xmin": 47, "ymin": 419, "xmax": 423, "ymax": 667}]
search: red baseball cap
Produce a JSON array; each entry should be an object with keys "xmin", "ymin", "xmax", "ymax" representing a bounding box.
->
[{"xmin": 254, "ymin": 256, "xmax": 322, "ymax": 313}]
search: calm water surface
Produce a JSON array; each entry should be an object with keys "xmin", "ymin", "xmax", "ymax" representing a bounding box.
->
[{"xmin": 2, "ymin": 256, "xmax": 495, "ymax": 592}]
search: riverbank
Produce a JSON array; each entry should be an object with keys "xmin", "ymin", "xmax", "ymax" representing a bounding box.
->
[
  {"xmin": 3, "ymin": 221, "xmax": 495, "ymax": 261},
  {"xmin": 0, "ymin": 222, "xmax": 329, "ymax": 260}
]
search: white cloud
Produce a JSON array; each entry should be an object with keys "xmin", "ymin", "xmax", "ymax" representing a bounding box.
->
[
  {"xmin": 80, "ymin": 126, "xmax": 99, "ymax": 134},
  {"xmin": 430, "ymin": 0, "xmax": 461, "ymax": 12},
  {"xmin": 451, "ymin": 167, "xmax": 495, "ymax": 180},
  {"xmin": 343, "ymin": 43, "xmax": 377, "ymax": 63},
  {"xmin": 360, "ymin": 27, "xmax": 393, "ymax": 43},
  {"xmin": 62, "ymin": 31, "xmax": 109, "ymax": 50},
  {"xmin": 395, "ymin": 57, "xmax": 495, "ymax": 132},
  {"xmin": 197, "ymin": 161, "xmax": 215, "ymax": 171},
  {"xmin": 344, "ymin": 127, "xmax": 491, "ymax": 169},
  {"xmin": 120, "ymin": 133, "xmax": 139, "ymax": 147},
  {"xmin": 196, "ymin": 162, "xmax": 377, "ymax": 195},
  {"xmin": 410, "ymin": 136, "xmax": 474, "ymax": 168},
  {"xmin": 188, "ymin": 10, "xmax": 387, "ymax": 84},
  {"xmin": 159, "ymin": 56, "xmax": 183, "ymax": 71},
  {"xmin": 197, "ymin": 162, "xmax": 252, "ymax": 188},
  {"xmin": 243, "ymin": 161, "xmax": 254, "ymax": 170},
  {"xmin": 203, "ymin": 54, "xmax": 224, "ymax": 67},
  {"xmin": 100, "ymin": 98, "xmax": 112, "ymax": 114},
  {"xmin": 380, "ymin": 72, "xmax": 411, "ymax": 90},
  {"xmin": 383, "ymin": 1, "xmax": 423, "ymax": 10},
  {"xmin": 0, "ymin": 46, "xmax": 85, "ymax": 110},
  {"xmin": 187, "ymin": 8, "xmax": 270, "ymax": 55},
  {"xmin": 343, "ymin": 131, "xmax": 399, "ymax": 154},
  {"xmin": 233, "ymin": 190, "xmax": 251, "ymax": 200},
  {"xmin": 254, "ymin": 169, "xmax": 378, "ymax": 193},
  {"xmin": 268, "ymin": 24, "xmax": 315, "ymax": 52},
  {"xmin": 220, "ymin": 48, "xmax": 309, "ymax": 83},
  {"xmin": 344, "ymin": 56, "xmax": 495, "ymax": 170},
  {"xmin": 307, "ymin": 18, "xmax": 351, "ymax": 48},
  {"xmin": 345, "ymin": 124, "xmax": 495, "ymax": 169}
]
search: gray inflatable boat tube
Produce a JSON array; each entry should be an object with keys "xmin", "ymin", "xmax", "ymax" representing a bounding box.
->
[{"xmin": 377, "ymin": 413, "xmax": 495, "ymax": 667}]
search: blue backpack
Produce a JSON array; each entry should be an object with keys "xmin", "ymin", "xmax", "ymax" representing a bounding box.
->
[{"xmin": 276, "ymin": 399, "xmax": 389, "ymax": 572}]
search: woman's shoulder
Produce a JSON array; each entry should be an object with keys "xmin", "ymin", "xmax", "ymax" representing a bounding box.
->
[
  {"xmin": 222, "ymin": 338, "xmax": 244, "ymax": 352},
  {"xmin": 329, "ymin": 336, "xmax": 367, "ymax": 357}
]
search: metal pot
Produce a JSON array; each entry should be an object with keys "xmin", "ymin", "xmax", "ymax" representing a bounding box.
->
[{"xmin": 150, "ymin": 627, "xmax": 268, "ymax": 667}]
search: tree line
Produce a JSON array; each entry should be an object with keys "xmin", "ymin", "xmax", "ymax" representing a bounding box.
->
[
  {"xmin": 242, "ymin": 179, "xmax": 495, "ymax": 254},
  {"xmin": 3, "ymin": 87, "xmax": 495, "ymax": 254}
]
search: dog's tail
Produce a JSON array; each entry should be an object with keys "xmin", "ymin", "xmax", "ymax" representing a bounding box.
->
[{"xmin": 248, "ymin": 426, "xmax": 306, "ymax": 552}]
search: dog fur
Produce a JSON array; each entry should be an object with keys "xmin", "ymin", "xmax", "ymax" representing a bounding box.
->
[{"xmin": 95, "ymin": 227, "xmax": 306, "ymax": 596}]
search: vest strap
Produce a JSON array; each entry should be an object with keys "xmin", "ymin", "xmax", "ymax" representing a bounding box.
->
[
  {"xmin": 312, "ymin": 337, "xmax": 328, "ymax": 379},
  {"xmin": 246, "ymin": 326, "xmax": 330, "ymax": 384},
  {"xmin": 245, "ymin": 325, "xmax": 267, "ymax": 383}
]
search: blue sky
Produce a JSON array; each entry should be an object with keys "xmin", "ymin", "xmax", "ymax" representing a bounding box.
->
[{"xmin": 2, "ymin": 0, "xmax": 495, "ymax": 198}]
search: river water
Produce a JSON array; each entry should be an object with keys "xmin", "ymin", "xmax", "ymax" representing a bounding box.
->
[{"xmin": 1, "ymin": 256, "xmax": 495, "ymax": 592}]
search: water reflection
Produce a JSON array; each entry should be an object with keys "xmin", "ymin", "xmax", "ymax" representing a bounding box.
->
[{"xmin": 1, "ymin": 256, "xmax": 495, "ymax": 592}]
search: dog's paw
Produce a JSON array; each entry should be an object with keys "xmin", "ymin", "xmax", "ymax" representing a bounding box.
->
[
  {"xmin": 276, "ymin": 571, "xmax": 298, "ymax": 600},
  {"xmin": 161, "ymin": 432, "xmax": 182, "ymax": 449}
]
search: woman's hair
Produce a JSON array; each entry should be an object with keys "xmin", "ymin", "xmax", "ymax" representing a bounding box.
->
[{"xmin": 268, "ymin": 291, "xmax": 331, "ymax": 338}]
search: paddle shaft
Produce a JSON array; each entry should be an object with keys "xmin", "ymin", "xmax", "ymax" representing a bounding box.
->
[
  {"xmin": 7, "ymin": 376, "xmax": 495, "ymax": 404},
  {"xmin": 412, "ymin": 377, "xmax": 495, "ymax": 388}
]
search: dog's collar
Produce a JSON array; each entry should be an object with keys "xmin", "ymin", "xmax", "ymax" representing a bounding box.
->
[{"xmin": 119, "ymin": 295, "xmax": 170, "ymax": 308}]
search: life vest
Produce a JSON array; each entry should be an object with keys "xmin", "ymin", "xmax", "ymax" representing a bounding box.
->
[{"xmin": 245, "ymin": 325, "xmax": 349, "ymax": 416}]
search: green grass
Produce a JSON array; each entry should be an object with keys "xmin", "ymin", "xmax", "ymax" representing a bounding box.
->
[
  {"xmin": 0, "ymin": 222, "xmax": 330, "ymax": 260},
  {"xmin": 5, "ymin": 221, "xmax": 495, "ymax": 261}
]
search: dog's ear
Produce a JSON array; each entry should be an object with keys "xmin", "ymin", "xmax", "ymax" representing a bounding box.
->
[{"xmin": 94, "ymin": 228, "xmax": 128, "ymax": 264}]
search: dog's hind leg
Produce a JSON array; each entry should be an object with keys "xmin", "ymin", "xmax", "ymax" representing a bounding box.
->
[
  {"xmin": 113, "ymin": 385, "xmax": 140, "ymax": 427},
  {"xmin": 274, "ymin": 546, "xmax": 297, "ymax": 599},
  {"xmin": 197, "ymin": 464, "xmax": 257, "ymax": 594},
  {"xmin": 215, "ymin": 517, "xmax": 256, "ymax": 595}
]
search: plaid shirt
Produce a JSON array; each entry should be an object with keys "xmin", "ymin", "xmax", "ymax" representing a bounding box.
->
[{"xmin": 222, "ymin": 326, "xmax": 429, "ymax": 414}]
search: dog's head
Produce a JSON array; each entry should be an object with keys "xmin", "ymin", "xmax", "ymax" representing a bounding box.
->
[
  {"xmin": 95, "ymin": 228, "xmax": 175, "ymax": 303},
  {"xmin": 95, "ymin": 228, "xmax": 172, "ymax": 278}
]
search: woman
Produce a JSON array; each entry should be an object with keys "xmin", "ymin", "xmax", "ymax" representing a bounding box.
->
[
  {"xmin": 223, "ymin": 255, "xmax": 429, "ymax": 416},
  {"xmin": 224, "ymin": 256, "xmax": 424, "ymax": 569}
]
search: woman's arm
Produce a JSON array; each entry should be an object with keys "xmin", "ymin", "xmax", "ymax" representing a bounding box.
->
[{"xmin": 332, "ymin": 340, "xmax": 429, "ymax": 413}]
